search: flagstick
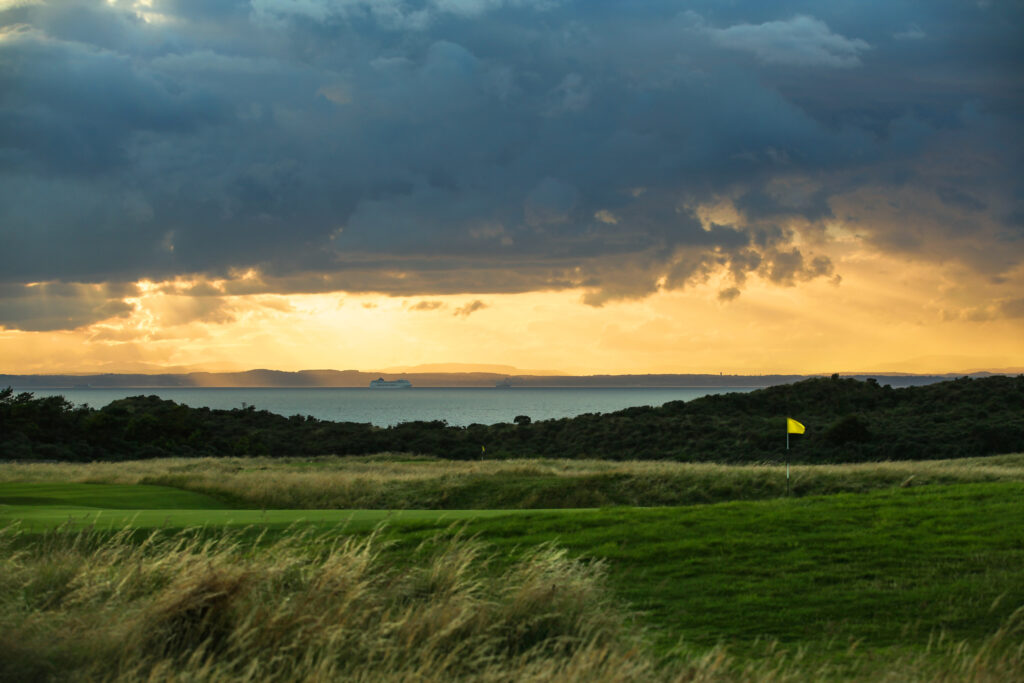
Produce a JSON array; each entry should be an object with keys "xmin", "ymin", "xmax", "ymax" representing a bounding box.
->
[{"xmin": 786, "ymin": 430, "xmax": 790, "ymax": 497}]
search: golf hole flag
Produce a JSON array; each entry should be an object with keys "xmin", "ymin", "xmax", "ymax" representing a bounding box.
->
[{"xmin": 784, "ymin": 418, "xmax": 806, "ymax": 494}]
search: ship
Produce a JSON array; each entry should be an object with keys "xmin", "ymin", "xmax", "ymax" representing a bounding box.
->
[
  {"xmin": 495, "ymin": 378, "xmax": 513, "ymax": 389},
  {"xmin": 369, "ymin": 377, "xmax": 413, "ymax": 389}
]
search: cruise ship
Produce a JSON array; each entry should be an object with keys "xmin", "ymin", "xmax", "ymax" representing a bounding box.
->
[{"xmin": 369, "ymin": 377, "xmax": 412, "ymax": 389}]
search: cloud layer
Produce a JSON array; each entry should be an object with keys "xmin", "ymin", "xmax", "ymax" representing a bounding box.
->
[{"xmin": 1, "ymin": 0, "xmax": 1021, "ymax": 330}]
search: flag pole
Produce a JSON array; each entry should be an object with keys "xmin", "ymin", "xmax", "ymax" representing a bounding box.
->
[
  {"xmin": 784, "ymin": 418, "xmax": 804, "ymax": 498},
  {"xmin": 785, "ymin": 428, "xmax": 790, "ymax": 496}
]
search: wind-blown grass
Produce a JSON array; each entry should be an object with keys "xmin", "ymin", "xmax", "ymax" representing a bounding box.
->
[
  {"xmin": 0, "ymin": 525, "xmax": 654, "ymax": 682},
  {"xmin": 2, "ymin": 453, "xmax": 1023, "ymax": 509}
]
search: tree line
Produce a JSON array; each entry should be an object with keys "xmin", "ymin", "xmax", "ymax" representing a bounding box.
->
[{"xmin": 1, "ymin": 375, "xmax": 1022, "ymax": 463}]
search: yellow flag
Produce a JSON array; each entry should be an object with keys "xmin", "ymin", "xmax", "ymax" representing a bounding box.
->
[{"xmin": 786, "ymin": 418, "xmax": 805, "ymax": 434}]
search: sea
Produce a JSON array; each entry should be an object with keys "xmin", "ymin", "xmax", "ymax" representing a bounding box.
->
[{"xmin": 23, "ymin": 387, "xmax": 758, "ymax": 428}]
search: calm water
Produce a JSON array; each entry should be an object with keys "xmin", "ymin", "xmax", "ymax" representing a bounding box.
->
[{"xmin": 24, "ymin": 387, "xmax": 757, "ymax": 427}]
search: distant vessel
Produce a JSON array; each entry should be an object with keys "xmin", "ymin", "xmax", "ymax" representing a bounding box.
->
[
  {"xmin": 369, "ymin": 377, "xmax": 412, "ymax": 389},
  {"xmin": 495, "ymin": 378, "xmax": 513, "ymax": 389}
]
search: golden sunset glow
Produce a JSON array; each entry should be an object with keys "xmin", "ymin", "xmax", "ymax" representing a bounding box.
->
[{"xmin": 2, "ymin": 242, "xmax": 1021, "ymax": 375}]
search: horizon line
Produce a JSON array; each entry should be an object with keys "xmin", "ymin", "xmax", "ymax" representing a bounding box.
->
[{"xmin": 3, "ymin": 368, "xmax": 1022, "ymax": 378}]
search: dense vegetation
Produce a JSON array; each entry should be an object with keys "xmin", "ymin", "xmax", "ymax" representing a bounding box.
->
[{"xmin": 2, "ymin": 375, "xmax": 1022, "ymax": 462}]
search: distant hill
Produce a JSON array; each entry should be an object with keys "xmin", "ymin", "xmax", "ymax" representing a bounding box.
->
[{"xmin": 379, "ymin": 363, "xmax": 563, "ymax": 375}]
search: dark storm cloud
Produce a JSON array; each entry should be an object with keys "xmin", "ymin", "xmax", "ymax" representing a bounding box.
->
[
  {"xmin": 1, "ymin": 0, "xmax": 1022, "ymax": 329},
  {"xmin": 702, "ymin": 15, "xmax": 871, "ymax": 68},
  {"xmin": 0, "ymin": 282, "xmax": 137, "ymax": 331}
]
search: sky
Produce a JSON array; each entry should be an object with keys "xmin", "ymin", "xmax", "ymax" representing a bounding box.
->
[{"xmin": 1, "ymin": 0, "xmax": 1022, "ymax": 375}]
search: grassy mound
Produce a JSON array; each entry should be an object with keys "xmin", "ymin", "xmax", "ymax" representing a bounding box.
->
[{"xmin": 2, "ymin": 453, "xmax": 1023, "ymax": 509}]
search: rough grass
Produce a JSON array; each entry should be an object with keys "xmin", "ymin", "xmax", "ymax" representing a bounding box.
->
[
  {"xmin": 0, "ymin": 525, "xmax": 655, "ymax": 682},
  {"xmin": 2, "ymin": 452, "xmax": 1023, "ymax": 509}
]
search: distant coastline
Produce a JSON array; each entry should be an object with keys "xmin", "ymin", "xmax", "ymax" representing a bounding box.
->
[{"xmin": 0, "ymin": 369, "xmax": 1010, "ymax": 390}]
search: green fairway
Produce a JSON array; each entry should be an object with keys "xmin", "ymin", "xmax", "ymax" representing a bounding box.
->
[
  {"xmin": 0, "ymin": 481, "xmax": 230, "ymax": 510},
  {"xmin": 0, "ymin": 481, "xmax": 584, "ymax": 531},
  {"xmin": 0, "ymin": 504, "xmax": 567, "ymax": 532},
  {"xmin": 459, "ymin": 482, "xmax": 1024, "ymax": 659}
]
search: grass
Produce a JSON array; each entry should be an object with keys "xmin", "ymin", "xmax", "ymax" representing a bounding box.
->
[
  {"xmin": 345, "ymin": 482, "xmax": 1024, "ymax": 667},
  {"xmin": 0, "ymin": 482, "xmax": 583, "ymax": 531},
  {"xmin": 0, "ymin": 504, "xmax": 558, "ymax": 532},
  {"xmin": 2, "ymin": 452, "xmax": 1023, "ymax": 509},
  {"xmin": 0, "ymin": 481, "xmax": 230, "ymax": 509},
  {"xmin": 471, "ymin": 484, "xmax": 1024, "ymax": 656},
  {"xmin": 0, "ymin": 527, "xmax": 651, "ymax": 682},
  {"xmin": 2, "ymin": 456, "xmax": 1024, "ymax": 680}
]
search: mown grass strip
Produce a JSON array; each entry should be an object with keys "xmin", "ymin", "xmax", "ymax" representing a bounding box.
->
[
  {"xmin": 0, "ymin": 482, "xmax": 230, "ymax": 510},
  {"xmin": 0, "ymin": 481, "xmax": 586, "ymax": 531}
]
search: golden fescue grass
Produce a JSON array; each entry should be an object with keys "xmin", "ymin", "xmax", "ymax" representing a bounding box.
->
[
  {"xmin": 0, "ymin": 524, "xmax": 658, "ymax": 682},
  {"xmin": 912, "ymin": 607, "xmax": 1024, "ymax": 683},
  {"xmin": 2, "ymin": 453, "xmax": 1023, "ymax": 509}
]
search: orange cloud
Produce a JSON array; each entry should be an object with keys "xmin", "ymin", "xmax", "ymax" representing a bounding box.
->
[
  {"xmin": 453, "ymin": 300, "xmax": 487, "ymax": 317},
  {"xmin": 0, "ymin": 236, "xmax": 1021, "ymax": 376}
]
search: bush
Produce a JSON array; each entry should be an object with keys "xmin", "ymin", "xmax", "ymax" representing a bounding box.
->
[{"xmin": 824, "ymin": 414, "xmax": 872, "ymax": 445}]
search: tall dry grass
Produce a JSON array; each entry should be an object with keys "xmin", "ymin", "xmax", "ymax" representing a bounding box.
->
[
  {"xmin": 1, "ymin": 524, "xmax": 1021, "ymax": 682},
  {"xmin": 0, "ymin": 524, "xmax": 657, "ymax": 682},
  {"xmin": 2, "ymin": 453, "xmax": 1023, "ymax": 509}
]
